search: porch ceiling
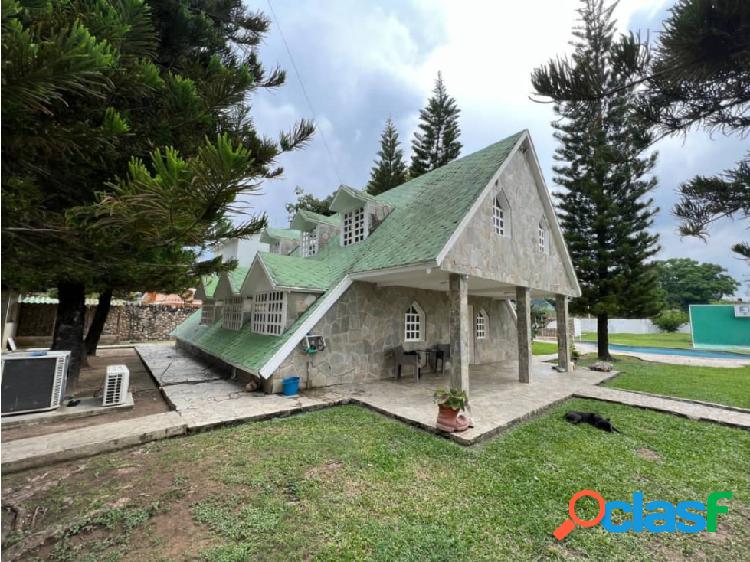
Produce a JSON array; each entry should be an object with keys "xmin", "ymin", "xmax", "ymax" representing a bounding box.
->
[{"xmin": 352, "ymin": 267, "xmax": 553, "ymax": 299}]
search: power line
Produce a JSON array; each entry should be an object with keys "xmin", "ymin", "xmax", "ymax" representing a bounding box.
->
[{"xmin": 266, "ymin": 0, "xmax": 344, "ymax": 186}]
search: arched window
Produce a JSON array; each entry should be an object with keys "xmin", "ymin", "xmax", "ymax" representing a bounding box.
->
[
  {"xmin": 493, "ymin": 190, "xmax": 511, "ymax": 237},
  {"xmin": 475, "ymin": 309, "xmax": 488, "ymax": 339},
  {"xmin": 404, "ymin": 302, "xmax": 424, "ymax": 342},
  {"xmin": 538, "ymin": 218, "xmax": 548, "ymax": 254}
]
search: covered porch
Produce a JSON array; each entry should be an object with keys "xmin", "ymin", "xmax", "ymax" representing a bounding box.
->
[
  {"xmin": 351, "ymin": 268, "xmax": 574, "ymax": 394},
  {"xmin": 340, "ymin": 356, "xmax": 614, "ymax": 445}
]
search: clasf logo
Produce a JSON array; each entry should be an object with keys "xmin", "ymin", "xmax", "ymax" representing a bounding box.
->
[{"xmin": 553, "ymin": 489, "xmax": 732, "ymax": 540}]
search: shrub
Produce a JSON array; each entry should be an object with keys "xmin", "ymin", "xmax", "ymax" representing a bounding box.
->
[{"xmin": 653, "ymin": 309, "xmax": 688, "ymax": 333}]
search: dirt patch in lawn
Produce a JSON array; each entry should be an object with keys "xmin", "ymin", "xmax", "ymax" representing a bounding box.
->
[{"xmin": 635, "ymin": 447, "xmax": 662, "ymax": 462}]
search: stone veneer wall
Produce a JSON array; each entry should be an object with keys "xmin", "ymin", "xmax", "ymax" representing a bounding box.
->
[
  {"xmin": 16, "ymin": 303, "xmax": 198, "ymax": 345},
  {"xmin": 271, "ymin": 281, "xmax": 518, "ymax": 392}
]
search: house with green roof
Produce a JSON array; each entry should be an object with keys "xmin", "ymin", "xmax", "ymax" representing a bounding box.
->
[{"xmin": 173, "ymin": 130, "xmax": 580, "ymax": 394}]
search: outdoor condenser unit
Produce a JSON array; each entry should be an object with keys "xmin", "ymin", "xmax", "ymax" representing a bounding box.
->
[
  {"xmin": 1, "ymin": 351, "xmax": 69, "ymax": 415},
  {"xmin": 103, "ymin": 364, "xmax": 130, "ymax": 406}
]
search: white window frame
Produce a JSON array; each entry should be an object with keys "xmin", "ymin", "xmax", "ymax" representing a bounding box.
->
[
  {"xmin": 476, "ymin": 309, "xmax": 488, "ymax": 339},
  {"xmin": 493, "ymin": 197, "xmax": 505, "ymax": 236},
  {"xmin": 222, "ymin": 295, "xmax": 244, "ymax": 330},
  {"xmin": 343, "ymin": 206, "xmax": 367, "ymax": 246},
  {"xmin": 301, "ymin": 230, "xmax": 318, "ymax": 257},
  {"xmin": 251, "ymin": 291, "xmax": 285, "ymax": 335},
  {"xmin": 200, "ymin": 301, "xmax": 215, "ymax": 325},
  {"xmin": 538, "ymin": 218, "xmax": 549, "ymax": 254},
  {"xmin": 404, "ymin": 302, "xmax": 424, "ymax": 342}
]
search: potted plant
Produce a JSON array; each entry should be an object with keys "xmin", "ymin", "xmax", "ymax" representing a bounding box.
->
[{"xmin": 433, "ymin": 387, "xmax": 469, "ymax": 432}]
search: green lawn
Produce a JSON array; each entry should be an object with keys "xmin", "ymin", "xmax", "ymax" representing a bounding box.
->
[
  {"xmin": 4, "ymin": 401, "xmax": 749, "ymax": 561},
  {"xmin": 594, "ymin": 354, "xmax": 750, "ymax": 409},
  {"xmin": 581, "ymin": 332, "xmax": 693, "ymax": 349},
  {"xmin": 532, "ymin": 340, "xmax": 558, "ymax": 355}
]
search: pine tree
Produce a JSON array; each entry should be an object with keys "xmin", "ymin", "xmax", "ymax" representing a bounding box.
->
[
  {"xmin": 367, "ymin": 118, "xmax": 407, "ymax": 195},
  {"xmin": 409, "ymin": 72, "xmax": 462, "ymax": 178},
  {"xmin": 532, "ymin": 0, "xmax": 662, "ymax": 360}
]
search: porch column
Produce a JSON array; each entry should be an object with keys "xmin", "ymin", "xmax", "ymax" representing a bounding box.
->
[
  {"xmin": 555, "ymin": 294, "xmax": 571, "ymax": 372},
  {"xmin": 516, "ymin": 286, "xmax": 531, "ymax": 383},
  {"xmin": 448, "ymin": 273, "xmax": 470, "ymax": 394}
]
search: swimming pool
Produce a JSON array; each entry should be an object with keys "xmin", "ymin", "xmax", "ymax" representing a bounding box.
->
[{"xmin": 579, "ymin": 342, "xmax": 750, "ymax": 359}]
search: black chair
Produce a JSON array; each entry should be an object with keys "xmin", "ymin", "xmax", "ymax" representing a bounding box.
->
[
  {"xmin": 394, "ymin": 346, "xmax": 421, "ymax": 381},
  {"xmin": 432, "ymin": 344, "xmax": 450, "ymax": 374}
]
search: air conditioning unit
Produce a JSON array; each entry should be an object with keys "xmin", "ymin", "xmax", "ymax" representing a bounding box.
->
[
  {"xmin": 735, "ymin": 304, "xmax": 750, "ymax": 318},
  {"xmin": 103, "ymin": 364, "xmax": 130, "ymax": 406},
  {"xmin": 1, "ymin": 351, "xmax": 69, "ymax": 415}
]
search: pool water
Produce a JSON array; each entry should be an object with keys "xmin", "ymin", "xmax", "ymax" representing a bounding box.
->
[{"xmin": 580, "ymin": 342, "xmax": 750, "ymax": 359}]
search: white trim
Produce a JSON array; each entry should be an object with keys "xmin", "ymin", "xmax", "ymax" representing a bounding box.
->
[
  {"xmin": 349, "ymin": 262, "xmax": 437, "ymax": 280},
  {"xmin": 436, "ymin": 131, "xmax": 527, "ymax": 265},
  {"xmin": 259, "ymin": 276, "xmax": 353, "ymax": 378},
  {"xmin": 404, "ymin": 301, "xmax": 425, "ymax": 342}
]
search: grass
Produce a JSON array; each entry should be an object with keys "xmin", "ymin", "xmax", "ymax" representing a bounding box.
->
[
  {"xmin": 532, "ymin": 340, "xmax": 558, "ymax": 355},
  {"xmin": 580, "ymin": 332, "xmax": 693, "ymax": 349},
  {"xmin": 594, "ymin": 354, "xmax": 750, "ymax": 409},
  {"xmin": 4, "ymin": 401, "xmax": 749, "ymax": 561}
]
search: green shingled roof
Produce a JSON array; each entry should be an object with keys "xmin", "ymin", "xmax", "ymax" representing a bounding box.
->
[
  {"xmin": 174, "ymin": 131, "xmax": 525, "ymax": 375},
  {"xmin": 201, "ymin": 274, "xmax": 219, "ymax": 298},
  {"xmin": 228, "ymin": 266, "xmax": 249, "ymax": 293},
  {"xmin": 263, "ymin": 227, "xmax": 300, "ymax": 241},
  {"xmin": 259, "ymin": 252, "xmax": 334, "ymax": 291}
]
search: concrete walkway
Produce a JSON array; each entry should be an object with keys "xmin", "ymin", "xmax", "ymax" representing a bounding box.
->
[
  {"xmin": 575, "ymin": 386, "xmax": 750, "ymax": 429},
  {"xmin": 4, "ymin": 343, "xmax": 749, "ymax": 473}
]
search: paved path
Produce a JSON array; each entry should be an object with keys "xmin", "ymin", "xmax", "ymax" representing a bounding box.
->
[{"xmin": 575, "ymin": 386, "xmax": 750, "ymax": 429}]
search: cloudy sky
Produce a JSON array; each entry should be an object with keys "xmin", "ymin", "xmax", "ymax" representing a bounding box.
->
[{"xmin": 246, "ymin": 0, "xmax": 748, "ymax": 291}]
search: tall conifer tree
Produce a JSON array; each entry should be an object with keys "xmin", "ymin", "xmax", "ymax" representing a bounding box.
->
[
  {"xmin": 532, "ymin": 0, "xmax": 661, "ymax": 360},
  {"xmin": 367, "ymin": 118, "xmax": 407, "ymax": 195},
  {"xmin": 409, "ymin": 72, "xmax": 462, "ymax": 178}
]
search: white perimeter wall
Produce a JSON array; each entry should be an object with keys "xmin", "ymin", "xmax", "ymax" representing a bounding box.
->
[{"xmin": 568, "ymin": 318, "xmax": 691, "ymax": 335}]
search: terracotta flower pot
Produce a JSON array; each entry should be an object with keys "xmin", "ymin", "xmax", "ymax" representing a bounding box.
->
[{"xmin": 436, "ymin": 404, "xmax": 459, "ymax": 432}]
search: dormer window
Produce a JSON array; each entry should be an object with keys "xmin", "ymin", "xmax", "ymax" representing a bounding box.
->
[
  {"xmin": 343, "ymin": 207, "xmax": 366, "ymax": 246},
  {"xmin": 301, "ymin": 230, "xmax": 318, "ymax": 257}
]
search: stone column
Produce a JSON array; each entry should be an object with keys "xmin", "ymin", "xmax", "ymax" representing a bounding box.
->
[
  {"xmin": 516, "ymin": 286, "xmax": 531, "ymax": 383},
  {"xmin": 448, "ymin": 273, "xmax": 470, "ymax": 394},
  {"xmin": 555, "ymin": 295, "xmax": 571, "ymax": 372}
]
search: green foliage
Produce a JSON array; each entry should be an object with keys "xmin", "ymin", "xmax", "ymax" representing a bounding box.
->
[
  {"xmin": 433, "ymin": 387, "xmax": 468, "ymax": 411},
  {"xmin": 367, "ymin": 117, "xmax": 407, "ymax": 195},
  {"xmin": 284, "ymin": 186, "xmax": 334, "ymax": 220},
  {"xmin": 655, "ymin": 258, "xmax": 739, "ymax": 310},
  {"xmin": 532, "ymin": 0, "xmax": 662, "ymax": 357},
  {"xmin": 530, "ymin": 303, "xmax": 550, "ymax": 338},
  {"xmin": 652, "ymin": 308, "xmax": 689, "ymax": 333},
  {"xmin": 409, "ymin": 72, "xmax": 462, "ymax": 178}
]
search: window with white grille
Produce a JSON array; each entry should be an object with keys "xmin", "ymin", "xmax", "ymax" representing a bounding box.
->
[
  {"xmin": 251, "ymin": 291, "xmax": 285, "ymax": 335},
  {"xmin": 476, "ymin": 310, "xmax": 488, "ymax": 339},
  {"xmin": 538, "ymin": 220, "xmax": 547, "ymax": 254},
  {"xmin": 200, "ymin": 302, "xmax": 215, "ymax": 325},
  {"xmin": 493, "ymin": 198, "xmax": 505, "ymax": 236},
  {"xmin": 301, "ymin": 230, "xmax": 318, "ymax": 257},
  {"xmin": 404, "ymin": 302, "xmax": 424, "ymax": 342},
  {"xmin": 222, "ymin": 295, "xmax": 244, "ymax": 330},
  {"xmin": 343, "ymin": 207, "xmax": 366, "ymax": 246}
]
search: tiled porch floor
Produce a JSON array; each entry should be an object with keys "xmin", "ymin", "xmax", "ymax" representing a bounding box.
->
[{"xmin": 338, "ymin": 358, "xmax": 617, "ymax": 444}]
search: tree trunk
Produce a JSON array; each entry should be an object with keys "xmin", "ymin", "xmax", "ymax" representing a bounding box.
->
[
  {"xmin": 597, "ymin": 313, "xmax": 611, "ymax": 361},
  {"xmin": 51, "ymin": 281, "xmax": 86, "ymax": 393},
  {"xmin": 84, "ymin": 287, "xmax": 112, "ymax": 356}
]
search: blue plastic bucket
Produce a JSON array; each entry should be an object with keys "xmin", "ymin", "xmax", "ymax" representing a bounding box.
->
[{"xmin": 282, "ymin": 376, "xmax": 300, "ymax": 396}]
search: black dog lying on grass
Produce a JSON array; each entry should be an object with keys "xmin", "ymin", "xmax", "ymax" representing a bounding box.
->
[{"xmin": 564, "ymin": 411, "xmax": 620, "ymax": 433}]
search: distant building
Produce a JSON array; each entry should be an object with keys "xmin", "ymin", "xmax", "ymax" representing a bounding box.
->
[{"xmin": 211, "ymin": 234, "xmax": 268, "ymax": 266}]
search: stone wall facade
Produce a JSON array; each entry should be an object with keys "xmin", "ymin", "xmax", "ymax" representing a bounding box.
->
[
  {"xmin": 442, "ymin": 148, "xmax": 578, "ymax": 297},
  {"xmin": 271, "ymin": 281, "xmax": 518, "ymax": 392},
  {"xmin": 16, "ymin": 303, "xmax": 198, "ymax": 345}
]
